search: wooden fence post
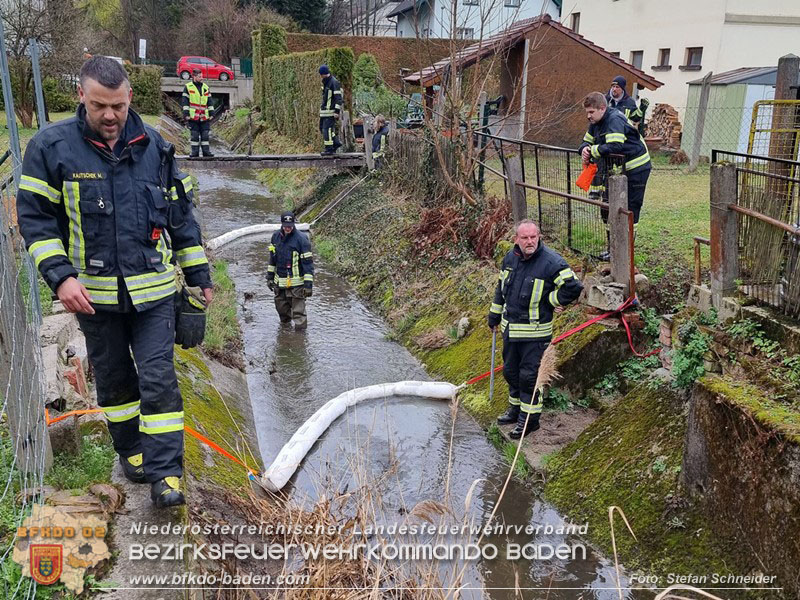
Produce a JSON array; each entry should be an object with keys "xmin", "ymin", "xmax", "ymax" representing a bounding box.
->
[
  {"xmin": 689, "ymin": 71, "xmax": 713, "ymax": 171},
  {"xmin": 364, "ymin": 115, "xmax": 374, "ymax": 170},
  {"xmin": 608, "ymin": 175, "xmax": 633, "ymax": 295},
  {"xmin": 340, "ymin": 110, "xmax": 355, "ymax": 153},
  {"xmin": 710, "ymin": 163, "xmax": 739, "ymax": 302},
  {"xmin": 503, "ymin": 154, "xmax": 527, "ymax": 224}
]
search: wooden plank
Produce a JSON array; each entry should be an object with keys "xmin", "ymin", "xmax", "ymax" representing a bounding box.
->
[{"xmin": 177, "ymin": 153, "xmax": 366, "ymax": 170}]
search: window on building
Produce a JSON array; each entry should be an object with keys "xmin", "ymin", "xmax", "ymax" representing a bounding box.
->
[
  {"xmin": 571, "ymin": 12, "xmax": 581, "ymax": 33},
  {"xmin": 463, "ymin": 0, "xmax": 479, "ymax": 5},
  {"xmin": 630, "ymin": 50, "xmax": 643, "ymax": 70},
  {"xmin": 457, "ymin": 28, "xmax": 475, "ymax": 39},
  {"xmin": 610, "ymin": 51, "xmax": 620, "ymax": 58},
  {"xmin": 658, "ymin": 48, "xmax": 670, "ymax": 66},
  {"xmin": 680, "ymin": 47, "xmax": 703, "ymax": 70},
  {"xmin": 504, "ymin": 0, "xmax": 522, "ymax": 7}
]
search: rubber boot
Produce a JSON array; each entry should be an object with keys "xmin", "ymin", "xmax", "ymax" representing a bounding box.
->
[
  {"xmin": 119, "ymin": 453, "xmax": 146, "ymax": 484},
  {"xmin": 151, "ymin": 477, "xmax": 185, "ymax": 508},
  {"xmin": 496, "ymin": 404, "xmax": 520, "ymax": 425},
  {"xmin": 509, "ymin": 412, "xmax": 540, "ymax": 440},
  {"xmin": 598, "ymin": 231, "xmax": 611, "ymax": 262}
]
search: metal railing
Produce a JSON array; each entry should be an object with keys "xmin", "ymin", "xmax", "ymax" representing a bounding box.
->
[
  {"xmin": 475, "ymin": 131, "xmax": 616, "ymax": 258},
  {"xmin": 713, "ymin": 150, "xmax": 800, "ymax": 317}
]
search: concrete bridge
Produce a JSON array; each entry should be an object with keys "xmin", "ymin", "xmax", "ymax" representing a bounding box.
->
[{"xmin": 176, "ymin": 153, "xmax": 366, "ymax": 170}]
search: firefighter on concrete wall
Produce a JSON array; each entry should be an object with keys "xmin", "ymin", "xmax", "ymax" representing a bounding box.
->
[
  {"xmin": 17, "ymin": 57, "xmax": 213, "ymax": 508},
  {"xmin": 182, "ymin": 68, "xmax": 215, "ymax": 157},
  {"xmin": 267, "ymin": 212, "xmax": 314, "ymax": 330},
  {"xmin": 318, "ymin": 64, "xmax": 343, "ymax": 155}
]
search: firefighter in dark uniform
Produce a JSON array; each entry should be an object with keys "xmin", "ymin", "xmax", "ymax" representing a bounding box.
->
[
  {"xmin": 267, "ymin": 212, "xmax": 313, "ymax": 329},
  {"xmin": 182, "ymin": 69, "xmax": 214, "ymax": 157},
  {"xmin": 580, "ymin": 91, "xmax": 652, "ymax": 260},
  {"xmin": 319, "ymin": 64, "xmax": 343, "ymax": 155},
  {"xmin": 489, "ymin": 221, "xmax": 583, "ymax": 439},
  {"xmin": 17, "ymin": 57, "xmax": 212, "ymax": 508},
  {"xmin": 606, "ymin": 76, "xmax": 643, "ymax": 125},
  {"xmin": 371, "ymin": 114, "xmax": 389, "ymax": 170}
]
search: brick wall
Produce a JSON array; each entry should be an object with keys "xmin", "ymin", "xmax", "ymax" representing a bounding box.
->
[{"xmin": 501, "ymin": 27, "xmax": 656, "ymax": 147}]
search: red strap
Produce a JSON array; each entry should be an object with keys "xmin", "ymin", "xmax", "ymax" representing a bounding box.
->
[
  {"xmin": 184, "ymin": 426, "xmax": 258, "ymax": 476},
  {"xmin": 465, "ymin": 365, "xmax": 504, "ymax": 386}
]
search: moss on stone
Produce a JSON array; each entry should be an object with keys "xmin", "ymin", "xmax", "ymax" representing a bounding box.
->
[
  {"xmin": 700, "ymin": 374, "xmax": 800, "ymax": 443},
  {"xmin": 544, "ymin": 382, "xmax": 732, "ymax": 576},
  {"xmin": 175, "ymin": 348, "xmax": 261, "ymax": 495}
]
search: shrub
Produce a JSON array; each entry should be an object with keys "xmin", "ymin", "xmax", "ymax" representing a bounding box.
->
[
  {"xmin": 353, "ymin": 53, "xmax": 381, "ymax": 89},
  {"xmin": 43, "ymin": 77, "xmax": 78, "ymax": 112},
  {"xmin": 261, "ymin": 23, "xmax": 288, "ymax": 58},
  {"xmin": 125, "ymin": 64, "xmax": 162, "ymax": 115},
  {"xmin": 260, "ymin": 47, "xmax": 354, "ymax": 145}
]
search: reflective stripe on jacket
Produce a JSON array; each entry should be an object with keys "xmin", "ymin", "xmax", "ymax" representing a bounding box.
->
[
  {"xmin": 267, "ymin": 228, "xmax": 313, "ymax": 289},
  {"xmin": 579, "ymin": 109, "xmax": 651, "ymax": 175},
  {"xmin": 320, "ymin": 75, "xmax": 343, "ymax": 118},
  {"xmin": 488, "ymin": 243, "xmax": 583, "ymax": 341},
  {"xmin": 17, "ymin": 104, "xmax": 211, "ymax": 312},
  {"xmin": 182, "ymin": 82, "xmax": 210, "ymax": 121}
]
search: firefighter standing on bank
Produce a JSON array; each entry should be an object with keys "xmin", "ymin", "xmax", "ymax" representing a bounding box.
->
[
  {"xmin": 371, "ymin": 114, "xmax": 389, "ymax": 170},
  {"xmin": 580, "ymin": 91, "xmax": 652, "ymax": 261},
  {"xmin": 318, "ymin": 64, "xmax": 343, "ymax": 155},
  {"xmin": 267, "ymin": 212, "xmax": 313, "ymax": 329},
  {"xmin": 489, "ymin": 221, "xmax": 583, "ymax": 439},
  {"xmin": 17, "ymin": 57, "xmax": 212, "ymax": 508},
  {"xmin": 182, "ymin": 69, "xmax": 214, "ymax": 157}
]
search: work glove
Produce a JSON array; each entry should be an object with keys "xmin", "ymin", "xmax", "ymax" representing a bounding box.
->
[
  {"xmin": 267, "ymin": 279, "xmax": 275, "ymax": 292},
  {"xmin": 303, "ymin": 287, "xmax": 313, "ymax": 298},
  {"xmin": 487, "ymin": 314, "xmax": 501, "ymax": 329},
  {"xmin": 174, "ymin": 288, "xmax": 207, "ymax": 349}
]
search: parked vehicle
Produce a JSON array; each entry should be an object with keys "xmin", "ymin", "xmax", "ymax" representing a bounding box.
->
[{"xmin": 176, "ymin": 56, "xmax": 234, "ymax": 81}]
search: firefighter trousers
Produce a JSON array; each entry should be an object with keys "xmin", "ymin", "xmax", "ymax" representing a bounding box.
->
[
  {"xmin": 319, "ymin": 117, "xmax": 340, "ymax": 150},
  {"xmin": 77, "ymin": 297, "xmax": 183, "ymax": 482},
  {"xmin": 274, "ymin": 287, "xmax": 307, "ymax": 329},
  {"xmin": 189, "ymin": 120, "xmax": 211, "ymax": 156},
  {"xmin": 598, "ymin": 166, "xmax": 651, "ymax": 225},
  {"xmin": 502, "ymin": 335, "xmax": 548, "ymax": 414}
]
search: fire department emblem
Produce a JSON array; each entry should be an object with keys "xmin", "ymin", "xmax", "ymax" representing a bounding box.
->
[{"xmin": 30, "ymin": 544, "xmax": 62, "ymax": 585}]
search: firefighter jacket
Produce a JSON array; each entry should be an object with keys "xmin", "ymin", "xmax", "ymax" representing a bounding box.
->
[
  {"xmin": 17, "ymin": 104, "xmax": 211, "ymax": 312},
  {"xmin": 579, "ymin": 108, "xmax": 651, "ymax": 175},
  {"xmin": 182, "ymin": 81, "xmax": 210, "ymax": 121},
  {"xmin": 488, "ymin": 243, "xmax": 583, "ymax": 341},
  {"xmin": 267, "ymin": 227, "xmax": 313, "ymax": 290},
  {"xmin": 372, "ymin": 125, "xmax": 389, "ymax": 158},
  {"xmin": 606, "ymin": 92, "xmax": 642, "ymax": 123},
  {"xmin": 320, "ymin": 75, "xmax": 343, "ymax": 118}
]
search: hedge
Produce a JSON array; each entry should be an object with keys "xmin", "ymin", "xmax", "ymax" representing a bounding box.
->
[
  {"xmin": 252, "ymin": 30, "xmax": 263, "ymax": 107},
  {"xmin": 125, "ymin": 64, "xmax": 163, "ymax": 115},
  {"xmin": 262, "ymin": 23, "xmax": 288, "ymax": 58},
  {"xmin": 260, "ymin": 47, "xmax": 354, "ymax": 145}
]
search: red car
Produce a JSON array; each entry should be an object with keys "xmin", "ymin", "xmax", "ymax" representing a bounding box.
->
[{"xmin": 176, "ymin": 56, "xmax": 234, "ymax": 81}]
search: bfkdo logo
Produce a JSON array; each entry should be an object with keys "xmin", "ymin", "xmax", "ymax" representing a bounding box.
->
[{"xmin": 30, "ymin": 544, "xmax": 63, "ymax": 585}]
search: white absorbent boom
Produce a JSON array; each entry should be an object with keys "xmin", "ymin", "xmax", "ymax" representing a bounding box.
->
[{"xmin": 260, "ymin": 381, "xmax": 458, "ymax": 492}]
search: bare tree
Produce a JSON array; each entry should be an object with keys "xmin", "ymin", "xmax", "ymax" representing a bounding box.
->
[{"xmin": 1, "ymin": 0, "xmax": 86, "ymax": 127}]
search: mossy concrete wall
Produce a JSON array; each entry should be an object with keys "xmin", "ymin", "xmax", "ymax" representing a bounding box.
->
[{"xmin": 683, "ymin": 375, "xmax": 800, "ymax": 596}]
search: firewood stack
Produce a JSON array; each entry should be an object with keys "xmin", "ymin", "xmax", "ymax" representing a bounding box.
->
[{"xmin": 645, "ymin": 103, "xmax": 682, "ymax": 148}]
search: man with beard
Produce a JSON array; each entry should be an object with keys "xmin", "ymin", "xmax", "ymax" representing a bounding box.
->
[
  {"xmin": 17, "ymin": 56, "xmax": 213, "ymax": 508},
  {"xmin": 489, "ymin": 221, "xmax": 583, "ymax": 438}
]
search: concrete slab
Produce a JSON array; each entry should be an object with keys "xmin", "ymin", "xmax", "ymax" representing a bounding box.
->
[
  {"xmin": 497, "ymin": 408, "xmax": 600, "ymax": 472},
  {"xmin": 40, "ymin": 313, "xmax": 78, "ymax": 349},
  {"xmin": 102, "ymin": 463, "xmax": 184, "ymax": 600}
]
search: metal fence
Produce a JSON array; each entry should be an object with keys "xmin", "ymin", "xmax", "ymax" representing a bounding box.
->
[
  {"xmin": 714, "ymin": 149, "xmax": 800, "ymax": 317},
  {"xmin": 1, "ymin": 19, "xmax": 51, "ymax": 598}
]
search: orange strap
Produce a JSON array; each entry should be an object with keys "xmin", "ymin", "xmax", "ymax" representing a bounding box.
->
[{"xmin": 44, "ymin": 409, "xmax": 259, "ymax": 477}]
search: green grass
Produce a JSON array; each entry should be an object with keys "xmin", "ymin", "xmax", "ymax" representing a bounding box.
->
[
  {"xmin": 44, "ymin": 425, "xmax": 116, "ymax": 492},
  {"xmin": 203, "ymin": 260, "xmax": 240, "ymax": 356}
]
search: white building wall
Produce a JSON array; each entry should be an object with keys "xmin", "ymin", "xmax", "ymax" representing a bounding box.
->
[
  {"xmin": 562, "ymin": 0, "xmax": 800, "ymax": 113},
  {"xmin": 396, "ymin": 0, "xmax": 559, "ymax": 39}
]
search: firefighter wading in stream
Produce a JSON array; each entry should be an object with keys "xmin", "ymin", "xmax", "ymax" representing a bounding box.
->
[
  {"xmin": 488, "ymin": 221, "xmax": 583, "ymax": 438},
  {"xmin": 267, "ymin": 212, "xmax": 314, "ymax": 329},
  {"xmin": 16, "ymin": 57, "xmax": 213, "ymax": 507}
]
